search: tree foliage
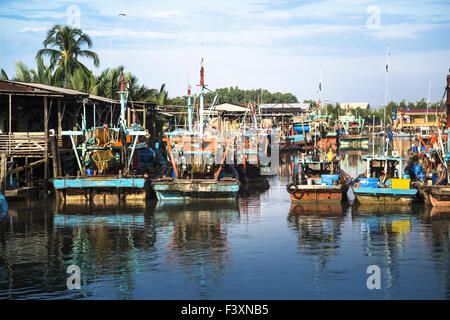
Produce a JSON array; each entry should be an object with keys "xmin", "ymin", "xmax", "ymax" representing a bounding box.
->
[{"xmin": 168, "ymin": 86, "xmax": 298, "ymax": 105}]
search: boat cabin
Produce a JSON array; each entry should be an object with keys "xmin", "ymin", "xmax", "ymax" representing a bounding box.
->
[
  {"xmin": 362, "ymin": 155, "xmax": 404, "ymax": 180},
  {"xmin": 295, "ymin": 157, "xmax": 341, "ymax": 186}
]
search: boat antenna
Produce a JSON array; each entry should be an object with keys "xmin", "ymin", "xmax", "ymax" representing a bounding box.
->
[
  {"xmin": 426, "ymin": 81, "xmax": 431, "ymax": 127},
  {"xmin": 198, "ymin": 58, "xmax": 206, "ymax": 135},
  {"xmin": 384, "ymin": 45, "xmax": 390, "ymax": 129}
]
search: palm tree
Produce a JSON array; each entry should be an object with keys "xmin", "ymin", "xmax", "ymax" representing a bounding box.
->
[
  {"xmin": 14, "ymin": 61, "xmax": 33, "ymax": 82},
  {"xmin": 12, "ymin": 59, "xmax": 62, "ymax": 86},
  {"xmin": 156, "ymin": 83, "xmax": 168, "ymax": 105},
  {"xmin": 96, "ymin": 66, "xmax": 159, "ymax": 102},
  {"xmin": 0, "ymin": 69, "xmax": 8, "ymax": 80},
  {"xmin": 36, "ymin": 24, "xmax": 100, "ymax": 87},
  {"xmin": 70, "ymin": 68, "xmax": 99, "ymax": 95},
  {"xmin": 30, "ymin": 56, "xmax": 62, "ymax": 86},
  {"xmin": 96, "ymin": 66, "xmax": 123, "ymax": 100}
]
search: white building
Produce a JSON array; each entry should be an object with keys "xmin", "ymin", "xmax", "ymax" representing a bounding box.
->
[{"xmin": 339, "ymin": 102, "xmax": 370, "ymax": 110}]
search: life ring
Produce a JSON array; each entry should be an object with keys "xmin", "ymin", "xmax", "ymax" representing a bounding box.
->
[
  {"xmin": 286, "ymin": 183, "xmax": 298, "ymax": 194},
  {"xmin": 293, "ymin": 191, "xmax": 304, "ymax": 200}
]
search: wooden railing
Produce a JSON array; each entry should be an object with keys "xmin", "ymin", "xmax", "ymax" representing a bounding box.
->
[{"xmin": 0, "ymin": 132, "xmax": 47, "ymax": 155}]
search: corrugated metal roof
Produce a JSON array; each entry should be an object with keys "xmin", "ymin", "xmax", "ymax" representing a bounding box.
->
[
  {"xmin": 4, "ymin": 80, "xmax": 88, "ymax": 96},
  {"xmin": 0, "ymin": 80, "xmax": 123, "ymax": 104},
  {"xmin": 398, "ymin": 108, "xmax": 445, "ymax": 114}
]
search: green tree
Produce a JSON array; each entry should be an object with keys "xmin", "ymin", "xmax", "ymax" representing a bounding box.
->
[
  {"xmin": 0, "ymin": 69, "xmax": 8, "ymax": 80},
  {"xmin": 36, "ymin": 24, "xmax": 100, "ymax": 87},
  {"xmin": 13, "ymin": 61, "xmax": 33, "ymax": 82}
]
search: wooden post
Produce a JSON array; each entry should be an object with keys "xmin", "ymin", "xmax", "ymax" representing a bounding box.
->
[
  {"xmin": 25, "ymin": 157, "xmax": 29, "ymax": 186},
  {"xmin": 127, "ymin": 107, "xmax": 131, "ymax": 128},
  {"xmin": 1, "ymin": 153, "xmax": 6, "ymax": 193},
  {"xmin": 8, "ymin": 94, "xmax": 11, "ymax": 154},
  {"xmin": 143, "ymin": 107, "xmax": 146, "ymax": 130},
  {"xmin": 50, "ymin": 134, "xmax": 59, "ymax": 179},
  {"xmin": 57, "ymin": 99, "xmax": 62, "ymax": 147},
  {"xmin": 44, "ymin": 96, "xmax": 48, "ymax": 196}
]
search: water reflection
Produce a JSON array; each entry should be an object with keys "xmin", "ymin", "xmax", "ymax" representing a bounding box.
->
[
  {"xmin": 352, "ymin": 209, "xmax": 415, "ymax": 298},
  {"xmin": 352, "ymin": 203, "xmax": 450, "ymax": 299},
  {"xmin": 418, "ymin": 207, "xmax": 450, "ymax": 299},
  {"xmin": 287, "ymin": 202, "xmax": 347, "ymax": 291},
  {"xmin": 154, "ymin": 201, "xmax": 239, "ymax": 299},
  {"xmin": 0, "ymin": 137, "xmax": 449, "ymax": 299}
]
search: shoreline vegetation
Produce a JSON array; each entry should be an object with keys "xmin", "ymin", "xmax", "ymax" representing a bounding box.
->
[{"xmin": 0, "ymin": 24, "xmax": 446, "ymax": 126}]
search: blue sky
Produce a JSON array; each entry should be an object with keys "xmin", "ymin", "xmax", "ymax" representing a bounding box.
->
[{"xmin": 0, "ymin": 0, "xmax": 449, "ymax": 107}]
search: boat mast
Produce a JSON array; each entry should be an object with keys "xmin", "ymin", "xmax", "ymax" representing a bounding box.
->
[
  {"xmin": 119, "ymin": 70, "xmax": 127, "ymax": 132},
  {"xmin": 187, "ymin": 84, "xmax": 192, "ymax": 132},
  {"xmin": 384, "ymin": 46, "xmax": 390, "ymax": 129},
  {"xmin": 426, "ymin": 81, "xmax": 431, "ymax": 127},
  {"xmin": 199, "ymin": 58, "xmax": 205, "ymax": 135},
  {"xmin": 319, "ymin": 64, "xmax": 325, "ymax": 117}
]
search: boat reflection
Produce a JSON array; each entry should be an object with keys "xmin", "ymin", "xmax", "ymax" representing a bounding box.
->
[
  {"xmin": 154, "ymin": 201, "xmax": 239, "ymax": 298},
  {"xmin": 288, "ymin": 203, "xmax": 345, "ymax": 271},
  {"xmin": 418, "ymin": 207, "xmax": 450, "ymax": 298},
  {"xmin": 54, "ymin": 202, "xmax": 157, "ymax": 299},
  {"xmin": 352, "ymin": 201, "xmax": 419, "ymax": 215},
  {"xmin": 289, "ymin": 202, "xmax": 347, "ymax": 216},
  {"xmin": 0, "ymin": 192, "xmax": 7, "ymax": 221}
]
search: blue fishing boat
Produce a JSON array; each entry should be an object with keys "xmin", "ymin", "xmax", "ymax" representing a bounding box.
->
[
  {"xmin": 338, "ymin": 111, "xmax": 369, "ymax": 149},
  {"xmin": 352, "ymin": 155, "xmax": 417, "ymax": 205},
  {"xmin": 151, "ymin": 59, "xmax": 240, "ymax": 201},
  {"xmin": 53, "ymin": 69, "xmax": 151, "ymax": 203}
]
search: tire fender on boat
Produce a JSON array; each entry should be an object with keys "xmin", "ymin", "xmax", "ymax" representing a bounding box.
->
[{"xmin": 287, "ymin": 183, "xmax": 298, "ymax": 194}]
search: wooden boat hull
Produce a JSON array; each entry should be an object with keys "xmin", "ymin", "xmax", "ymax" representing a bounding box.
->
[
  {"xmin": 418, "ymin": 185, "xmax": 450, "ymax": 207},
  {"xmin": 352, "ymin": 186, "xmax": 417, "ymax": 205},
  {"xmin": 53, "ymin": 175, "xmax": 152, "ymax": 203},
  {"xmin": 289, "ymin": 202, "xmax": 343, "ymax": 216},
  {"xmin": 289, "ymin": 185, "xmax": 344, "ymax": 203},
  {"xmin": 152, "ymin": 178, "xmax": 240, "ymax": 201}
]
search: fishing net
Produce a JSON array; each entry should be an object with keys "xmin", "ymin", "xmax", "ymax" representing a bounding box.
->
[
  {"xmin": 92, "ymin": 150, "xmax": 113, "ymax": 174},
  {"xmin": 95, "ymin": 127, "xmax": 109, "ymax": 147}
]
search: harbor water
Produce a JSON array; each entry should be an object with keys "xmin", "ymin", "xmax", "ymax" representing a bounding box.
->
[{"xmin": 0, "ymin": 138, "xmax": 449, "ymax": 300}]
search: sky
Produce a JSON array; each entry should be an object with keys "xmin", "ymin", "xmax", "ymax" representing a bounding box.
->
[{"xmin": 0, "ymin": 0, "xmax": 449, "ymax": 107}]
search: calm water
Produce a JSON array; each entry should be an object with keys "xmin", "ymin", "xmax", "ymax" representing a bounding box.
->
[{"xmin": 0, "ymin": 138, "xmax": 449, "ymax": 300}]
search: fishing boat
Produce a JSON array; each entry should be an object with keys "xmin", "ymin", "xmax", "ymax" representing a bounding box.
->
[
  {"xmin": 232, "ymin": 102, "xmax": 273, "ymax": 189},
  {"xmin": 53, "ymin": 69, "xmax": 152, "ymax": 204},
  {"xmin": 284, "ymin": 119, "xmax": 315, "ymax": 150},
  {"xmin": 151, "ymin": 59, "xmax": 240, "ymax": 201},
  {"xmin": 410, "ymin": 74, "xmax": 450, "ymax": 207},
  {"xmin": 352, "ymin": 155, "xmax": 417, "ymax": 205},
  {"xmin": 337, "ymin": 110, "xmax": 369, "ymax": 149},
  {"xmin": 286, "ymin": 150, "xmax": 350, "ymax": 203}
]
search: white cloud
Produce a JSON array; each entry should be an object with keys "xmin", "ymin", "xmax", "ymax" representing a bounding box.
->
[
  {"xmin": 19, "ymin": 27, "xmax": 47, "ymax": 33},
  {"xmin": 369, "ymin": 23, "xmax": 447, "ymax": 40}
]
